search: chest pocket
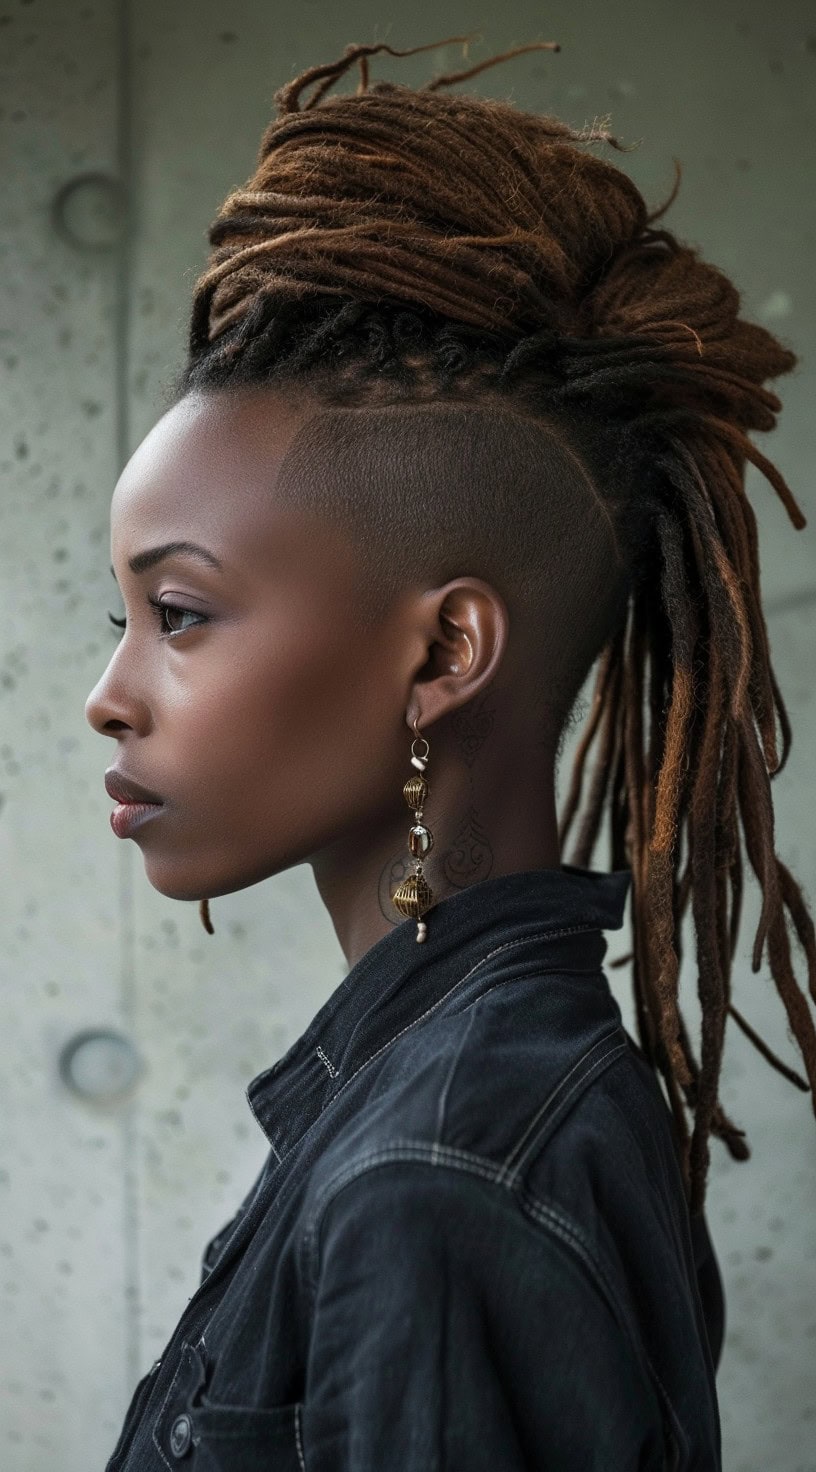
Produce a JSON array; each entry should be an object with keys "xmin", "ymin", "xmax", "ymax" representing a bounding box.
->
[
  {"xmin": 185, "ymin": 1402, "xmax": 305, "ymax": 1471},
  {"xmin": 152, "ymin": 1338, "xmax": 305, "ymax": 1471}
]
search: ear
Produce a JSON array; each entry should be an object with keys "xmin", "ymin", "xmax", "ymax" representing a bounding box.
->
[{"xmin": 405, "ymin": 578, "xmax": 510, "ymax": 733}]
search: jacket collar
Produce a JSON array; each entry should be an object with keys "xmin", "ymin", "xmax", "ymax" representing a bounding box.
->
[{"xmin": 246, "ymin": 864, "xmax": 631, "ymax": 1159}]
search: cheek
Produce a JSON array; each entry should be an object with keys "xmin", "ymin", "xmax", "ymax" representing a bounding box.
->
[
  {"xmin": 136, "ymin": 610, "xmax": 405, "ymax": 901},
  {"xmin": 187, "ymin": 619, "xmax": 394, "ymax": 838}
]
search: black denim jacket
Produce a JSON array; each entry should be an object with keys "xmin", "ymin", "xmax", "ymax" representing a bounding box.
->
[{"xmin": 105, "ymin": 866, "xmax": 724, "ymax": 1471}]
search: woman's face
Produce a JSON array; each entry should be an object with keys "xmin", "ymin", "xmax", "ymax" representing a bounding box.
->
[{"xmin": 85, "ymin": 387, "xmax": 416, "ymax": 903}]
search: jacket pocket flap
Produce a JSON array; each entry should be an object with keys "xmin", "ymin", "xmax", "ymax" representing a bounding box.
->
[
  {"xmin": 196, "ymin": 1398, "xmax": 302, "ymax": 1441},
  {"xmin": 192, "ymin": 1400, "xmax": 305, "ymax": 1470}
]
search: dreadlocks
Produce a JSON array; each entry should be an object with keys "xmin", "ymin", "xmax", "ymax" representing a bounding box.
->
[{"xmin": 175, "ymin": 36, "xmax": 816, "ymax": 1216}]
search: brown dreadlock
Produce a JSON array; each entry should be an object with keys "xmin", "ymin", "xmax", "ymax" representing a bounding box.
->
[{"xmin": 177, "ymin": 35, "xmax": 816, "ymax": 1216}]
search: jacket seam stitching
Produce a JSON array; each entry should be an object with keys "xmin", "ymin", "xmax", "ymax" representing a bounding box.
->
[
  {"xmin": 305, "ymin": 1143, "xmax": 681, "ymax": 1439},
  {"xmin": 250, "ymin": 925, "xmax": 597, "ymax": 1160},
  {"xmin": 500, "ymin": 1035, "xmax": 629, "ymax": 1185},
  {"xmin": 499, "ymin": 1027, "xmax": 622, "ymax": 1174},
  {"xmin": 151, "ymin": 1350, "xmax": 188, "ymax": 1470},
  {"xmin": 517, "ymin": 1189, "xmax": 686, "ymax": 1448},
  {"xmin": 294, "ymin": 1402, "xmax": 307, "ymax": 1472},
  {"xmin": 453, "ymin": 961, "xmax": 614, "ymax": 1015},
  {"xmin": 333, "ymin": 925, "xmax": 597, "ymax": 1105},
  {"xmin": 209, "ymin": 931, "xmax": 602, "ymax": 1344}
]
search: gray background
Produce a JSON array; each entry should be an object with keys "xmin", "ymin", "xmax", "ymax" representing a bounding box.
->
[{"xmin": 1, "ymin": 2, "xmax": 815, "ymax": 1468}]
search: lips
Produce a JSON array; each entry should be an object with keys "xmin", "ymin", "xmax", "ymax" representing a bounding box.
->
[{"xmin": 105, "ymin": 769, "xmax": 164, "ymax": 806}]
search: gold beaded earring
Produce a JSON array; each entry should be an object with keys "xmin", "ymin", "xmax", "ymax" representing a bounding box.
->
[{"xmin": 391, "ymin": 716, "xmax": 435, "ymax": 942}]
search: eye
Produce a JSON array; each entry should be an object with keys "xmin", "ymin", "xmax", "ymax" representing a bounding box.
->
[
  {"xmin": 150, "ymin": 598, "xmax": 208, "ymax": 636},
  {"xmin": 107, "ymin": 601, "xmax": 209, "ymax": 638}
]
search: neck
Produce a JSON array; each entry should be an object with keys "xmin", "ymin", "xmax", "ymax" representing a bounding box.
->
[{"xmin": 310, "ymin": 729, "xmax": 561, "ymax": 970}]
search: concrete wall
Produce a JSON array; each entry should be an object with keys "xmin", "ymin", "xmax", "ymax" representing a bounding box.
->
[{"xmin": 1, "ymin": 2, "xmax": 814, "ymax": 1468}]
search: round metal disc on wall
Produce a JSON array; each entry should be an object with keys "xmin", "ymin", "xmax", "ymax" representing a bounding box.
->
[
  {"xmin": 51, "ymin": 171, "xmax": 127, "ymax": 252},
  {"xmin": 58, "ymin": 1028, "xmax": 145, "ymax": 1103}
]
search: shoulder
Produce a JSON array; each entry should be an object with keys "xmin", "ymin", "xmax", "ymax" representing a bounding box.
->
[
  {"xmin": 304, "ymin": 1038, "xmax": 670, "ymax": 1331},
  {"xmin": 306, "ymin": 1148, "xmax": 648, "ymax": 1372},
  {"xmin": 299, "ymin": 1009, "xmax": 719, "ymax": 1467},
  {"xmin": 327, "ymin": 971, "xmax": 635, "ymax": 1161},
  {"xmin": 306, "ymin": 995, "xmax": 699, "ymax": 1333},
  {"xmin": 304, "ymin": 983, "xmax": 680, "ymax": 1277},
  {"xmin": 302, "ymin": 1156, "xmax": 674, "ymax": 1469}
]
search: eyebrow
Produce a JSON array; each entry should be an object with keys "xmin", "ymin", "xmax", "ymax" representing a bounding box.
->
[{"xmin": 109, "ymin": 540, "xmax": 224, "ymax": 581}]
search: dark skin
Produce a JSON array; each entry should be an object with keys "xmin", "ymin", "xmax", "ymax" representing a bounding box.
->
[{"xmin": 85, "ymin": 387, "xmax": 561, "ymax": 969}]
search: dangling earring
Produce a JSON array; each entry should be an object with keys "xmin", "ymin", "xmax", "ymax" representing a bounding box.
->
[
  {"xmin": 199, "ymin": 897, "xmax": 215, "ymax": 935},
  {"xmin": 392, "ymin": 716, "xmax": 435, "ymax": 942}
]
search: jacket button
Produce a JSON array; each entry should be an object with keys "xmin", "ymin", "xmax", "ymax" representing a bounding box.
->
[{"xmin": 169, "ymin": 1413, "xmax": 192, "ymax": 1457}]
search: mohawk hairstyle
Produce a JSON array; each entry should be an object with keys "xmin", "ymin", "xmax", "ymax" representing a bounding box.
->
[{"xmin": 175, "ymin": 35, "xmax": 816, "ymax": 1216}]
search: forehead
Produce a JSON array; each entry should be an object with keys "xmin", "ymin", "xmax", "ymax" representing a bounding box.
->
[
  {"xmin": 111, "ymin": 388, "xmax": 313, "ymax": 528},
  {"xmin": 109, "ymin": 387, "xmax": 365, "ymax": 590}
]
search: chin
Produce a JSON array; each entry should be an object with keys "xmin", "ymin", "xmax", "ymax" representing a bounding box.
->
[
  {"xmin": 139, "ymin": 852, "xmax": 217, "ymax": 904},
  {"xmin": 140, "ymin": 850, "xmax": 288, "ymax": 903}
]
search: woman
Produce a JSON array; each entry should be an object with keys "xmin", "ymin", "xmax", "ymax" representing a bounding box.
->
[{"xmin": 85, "ymin": 35, "xmax": 816, "ymax": 1471}]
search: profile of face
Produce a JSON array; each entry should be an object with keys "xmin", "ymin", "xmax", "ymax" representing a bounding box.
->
[{"xmin": 84, "ymin": 387, "xmax": 512, "ymax": 926}]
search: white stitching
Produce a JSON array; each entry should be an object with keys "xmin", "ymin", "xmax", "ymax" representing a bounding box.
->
[
  {"xmin": 465, "ymin": 961, "xmax": 602, "ymax": 1012},
  {"xmin": 518, "ymin": 1189, "xmax": 683, "ymax": 1442},
  {"xmin": 499, "ymin": 1032, "xmax": 627, "ymax": 1183},
  {"xmin": 270, "ymin": 927, "xmax": 592, "ymax": 1175},
  {"xmin": 505, "ymin": 1040, "xmax": 628, "ymax": 1185},
  {"xmin": 309, "ymin": 1148, "xmax": 625, "ymax": 1327},
  {"xmin": 294, "ymin": 1401, "xmax": 307, "ymax": 1472},
  {"xmin": 306, "ymin": 1145, "xmax": 685, "ymax": 1447},
  {"xmin": 304, "ymin": 1142, "xmax": 503, "ymax": 1274},
  {"xmin": 315, "ymin": 1045, "xmax": 338, "ymax": 1079},
  {"xmin": 500, "ymin": 1029, "xmax": 622, "ymax": 1173},
  {"xmin": 333, "ymin": 926, "xmax": 593, "ymax": 1101},
  {"xmin": 246, "ymin": 925, "xmax": 593, "ymax": 1153},
  {"xmin": 150, "ymin": 1349, "xmax": 189, "ymax": 1470}
]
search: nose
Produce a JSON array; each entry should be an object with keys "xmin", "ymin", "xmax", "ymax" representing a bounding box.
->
[
  {"xmin": 85, "ymin": 671, "xmax": 126, "ymax": 738},
  {"xmin": 85, "ymin": 654, "xmax": 142, "ymax": 738}
]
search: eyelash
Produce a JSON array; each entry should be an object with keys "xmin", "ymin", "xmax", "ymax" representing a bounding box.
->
[{"xmin": 107, "ymin": 597, "xmax": 208, "ymax": 638}]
